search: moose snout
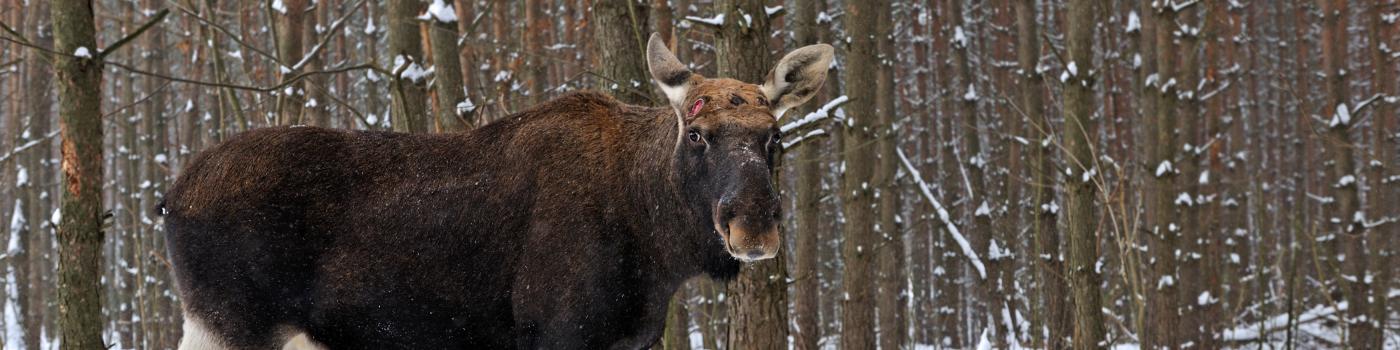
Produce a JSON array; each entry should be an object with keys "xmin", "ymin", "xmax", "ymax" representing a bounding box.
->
[{"xmin": 717, "ymin": 193, "xmax": 781, "ymax": 262}]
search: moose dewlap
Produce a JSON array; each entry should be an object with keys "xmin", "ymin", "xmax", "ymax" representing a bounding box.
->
[{"xmin": 163, "ymin": 34, "xmax": 831, "ymax": 349}]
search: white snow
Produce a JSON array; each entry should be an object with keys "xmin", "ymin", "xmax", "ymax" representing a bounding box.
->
[
  {"xmin": 685, "ymin": 14, "xmax": 725, "ymax": 26},
  {"xmin": 975, "ymin": 329, "xmax": 993, "ymax": 350},
  {"xmin": 1330, "ymin": 103, "xmax": 1351, "ymax": 127},
  {"xmin": 1338, "ymin": 175, "xmax": 1356, "ymax": 187},
  {"xmin": 1157, "ymin": 275, "xmax": 1176, "ymax": 289},
  {"xmin": 953, "ymin": 26, "xmax": 968, "ymax": 48},
  {"xmin": 897, "ymin": 148, "xmax": 987, "ymax": 279},
  {"xmin": 15, "ymin": 167, "xmax": 27, "ymax": 187},
  {"xmin": 1175, "ymin": 192, "xmax": 1194, "ymax": 206},
  {"xmin": 1197, "ymin": 291, "xmax": 1213, "ymax": 305},
  {"xmin": 780, "ymin": 96, "xmax": 848, "ymax": 133},
  {"xmin": 1066, "ymin": 61, "xmax": 1079, "ymax": 77},
  {"xmin": 974, "ymin": 201, "xmax": 992, "ymax": 217},
  {"xmin": 1126, "ymin": 11, "xmax": 1141, "ymax": 33},
  {"xmin": 456, "ymin": 98, "xmax": 476, "ymax": 115},
  {"xmin": 392, "ymin": 55, "xmax": 433, "ymax": 83},
  {"xmin": 272, "ymin": 0, "xmax": 287, "ymax": 14},
  {"xmin": 764, "ymin": 6, "xmax": 783, "ymax": 16},
  {"xmin": 963, "ymin": 83, "xmax": 978, "ymax": 101},
  {"xmin": 1155, "ymin": 160, "xmax": 1173, "ymax": 177},
  {"xmin": 425, "ymin": 0, "xmax": 458, "ymax": 23},
  {"xmin": 73, "ymin": 46, "xmax": 92, "ymax": 58},
  {"xmin": 1041, "ymin": 201, "xmax": 1059, "ymax": 215}
]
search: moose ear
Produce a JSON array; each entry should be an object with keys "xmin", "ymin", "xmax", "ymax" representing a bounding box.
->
[
  {"xmin": 647, "ymin": 33, "xmax": 697, "ymax": 118},
  {"xmin": 761, "ymin": 44, "xmax": 835, "ymax": 119}
]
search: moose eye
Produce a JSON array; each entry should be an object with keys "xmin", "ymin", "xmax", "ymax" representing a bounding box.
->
[
  {"xmin": 688, "ymin": 130, "xmax": 703, "ymax": 144},
  {"xmin": 771, "ymin": 131, "xmax": 783, "ymax": 145}
]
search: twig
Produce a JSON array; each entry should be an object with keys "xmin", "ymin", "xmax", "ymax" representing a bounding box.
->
[
  {"xmin": 0, "ymin": 130, "xmax": 61, "ymax": 164},
  {"xmin": 102, "ymin": 81, "xmax": 174, "ymax": 119},
  {"xmin": 95, "ymin": 9, "xmax": 170, "ymax": 61}
]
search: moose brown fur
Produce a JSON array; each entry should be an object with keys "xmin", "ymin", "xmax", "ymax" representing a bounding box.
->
[{"xmin": 163, "ymin": 34, "xmax": 832, "ymax": 349}]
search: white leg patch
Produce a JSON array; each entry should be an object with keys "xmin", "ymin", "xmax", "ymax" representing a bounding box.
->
[{"xmin": 179, "ymin": 315, "xmax": 230, "ymax": 350}]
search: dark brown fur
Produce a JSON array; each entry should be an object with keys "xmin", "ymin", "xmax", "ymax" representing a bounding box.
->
[{"xmin": 164, "ymin": 90, "xmax": 777, "ymax": 349}]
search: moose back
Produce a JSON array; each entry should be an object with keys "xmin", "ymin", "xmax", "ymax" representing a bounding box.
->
[{"xmin": 163, "ymin": 34, "xmax": 832, "ymax": 349}]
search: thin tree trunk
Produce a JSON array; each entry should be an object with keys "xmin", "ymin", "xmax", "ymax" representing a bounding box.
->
[
  {"xmin": 51, "ymin": 0, "xmax": 105, "ymax": 347},
  {"xmin": 788, "ymin": 0, "xmax": 823, "ymax": 348},
  {"xmin": 1062, "ymin": 0, "xmax": 1106, "ymax": 348},
  {"xmin": 589, "ymin": 0, "xmax": 651, "ymax": 105},
  {"xmin": 874, "ymin": 1, "xmax": 906, "ymax": 349},
  {"xmin": 841, "ymin": 0, "xmax": 879, "ymax": 347},
  {"xmin": 1015, "ymin": 0, "xmax": 1068, "ymax": 347},
  {"xmin": 276, "ymin": 0, "xmax": 308, "ymax": 125},
  {"xmin": 1145, "ymin": 2, "xmax": 1184, "ymax": 347},
  {"xmin": 429, "ymin": 0, "xmax": 469, "ymax": 131},
  {"xmin": 714, "ymin": 1, "xmax": 786, "ymax": 348},
  {"xmin": 1366, "ymin": 1, "xmax": 1397, "ymax": 348},
  {"xmin": 388, "ymin": 0, "xmax": 430, "ymax": 133},
  {"xmin": 1316, "ymin": 0, "xmax": 1374, "ymax": 347}
]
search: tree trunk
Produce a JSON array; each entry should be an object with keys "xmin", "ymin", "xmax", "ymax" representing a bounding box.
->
[
  {"xmin": 1062, "ymin": 0, "xmax": 1107, "ymax": 348},
  {"xmin": 714, "ymin": 1, "xmax": 787, "ymax": 348},
  {"xmin": 841, "ymin": 0, "xmax": 878, "ymax": 347},
  {"xmin": 523, "ymin": 0, "xmax": 547, "ymax": 106},
  {"xmin": 428, "ymin": 0, "xmax": 470, "ymax": 131},
  {"xmin": 51, "ymin": 0, "xmax": 105, "ymax": 347},
  {"xmin": 1316, "ymin": 0, "xmax": 1375, "ymax": 347},
  {"xmin": 589, "ymin": 0, "xmax": 651, "ymax": 105},
  {"xmin": 789, "ymin": 0, "xmax": 823, "ymax": 348},
  {"xmin": 1366, "ymin": 1, "xmax": 1397, "ymax": 348},
  {"xmin": 276, "ymin": 0, "xmax": 308, "ymax": 125},
  {"xmin": 1015, "ymin": 0, "xmax": 1068, "ymax": 347},
  {"xmin": 874, "ymin": 1, "xmax": 906, "ymax": 349},
  {"xmin": 1144, "ymin": 2, "xmax": 1184, "ymax": 347},
  {"xmin": 388, "ymin": 0, "xmax": 430, "ymax": 133}
]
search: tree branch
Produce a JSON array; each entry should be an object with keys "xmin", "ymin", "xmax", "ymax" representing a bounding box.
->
[{"xmin": 94, "ymin": 9, "xmax": 169, "ymax": 61}]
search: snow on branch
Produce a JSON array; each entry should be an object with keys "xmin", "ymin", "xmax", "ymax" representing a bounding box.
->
[
  {"xmin": 780, "ymin": 95, "xmax": 849, "ymax": 133},
  {"xmin": 897, "ymin": 147, "xmax": 987, "ymax": 279},
  {"xmin": 684, "ymin": 14, "xmax": 726, "ymax": 27},
  {"xmin": 0, "ymin": 131, "xmax": 60, "ymax": 163}
]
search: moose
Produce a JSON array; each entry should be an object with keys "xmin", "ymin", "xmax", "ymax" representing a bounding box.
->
[{"xmin": 163, "ymin": 34, "xmax": 833, "ymax": 349}]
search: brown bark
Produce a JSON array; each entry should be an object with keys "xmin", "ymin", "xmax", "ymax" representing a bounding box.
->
[
  {"xmin": 276, "ymin": 0, "xmax": 308, "ymax": 125},
  {"xmin": 874, "ymin": 1, "xmax": 906, "ymax": 349},
  {"xmin": 1015, "ymin": 0, "xmax": 1068, "ymax": 347},
  {"xmin": 388, "ymin": 0, "xmax": 430, "ymax": 133},
  {"xmin": 428, "ymin": 0, "xmax": 470, "ymax": 131},
  {"xmin": 1316, "ymin": 0, "xmax": 1375, "ymax": 347},
  {"xmin": 841, "ymin": 0, "xmax": 879, "ymax": 347},
  {"xmin": 788, "ymin": 0, "xmax": 823, "ymax": 348},
  {"xmin": 51, "ymin": 0, "xmax": 106, "ymax": 347},
  {"xmin": 1145, "ymin": 2, "xmax": 1184, "ymax": 348},
  {"xmin": 713, "ymin": 1, "xmax": 786, "ymax": 348},
  {"xmin": 523, "ymin": 0, "xmax": 547, "ymax": 105},
  {"xmin": 588, "ymin": 0, "xmax": 651, "ymax": 105},
  {"xmin": 1366, "ymin": 1, "xmax": 1397, "ymax": 349},
  {"xmin": 1063, "ymin": 0, "xmax": 1107, "ymax": 348}
]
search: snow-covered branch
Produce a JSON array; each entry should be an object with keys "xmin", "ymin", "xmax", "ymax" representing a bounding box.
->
[
  {"xmin": 897, "ymin": 148, "xmax": 987, "ymax": 279},
  {"xmin": 0, "ymin": 131, "xmax": 60, "ymax": 163},
  {"xmin": 780, "ymin": 95, "xmax": 848, "ymax": 133}
]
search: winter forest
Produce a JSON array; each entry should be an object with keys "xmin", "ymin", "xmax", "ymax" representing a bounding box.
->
[{"xmin": 0, "ymin": 0, "xmax": 1398, "ymax": 349}]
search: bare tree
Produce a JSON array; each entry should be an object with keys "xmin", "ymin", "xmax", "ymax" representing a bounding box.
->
[
  {"xmin": 50, "ymin": 0, "xmax": 106, "ymax": 347},
  {"xmin": 1062, "ymin": 0, "xmax": 1107, "ymax": 348},
  {"xmin": 841, "ymin": 0, "xmax": 879, "ymax": 347},
  {"xmin": 387, "ymin": 0, "xmax": 430, "ymax": 133}
]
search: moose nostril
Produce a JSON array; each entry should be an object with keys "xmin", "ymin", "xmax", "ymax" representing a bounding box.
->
[{"xmin": 746, "ymin": 249, "xmax": 765, "ymax": 259}]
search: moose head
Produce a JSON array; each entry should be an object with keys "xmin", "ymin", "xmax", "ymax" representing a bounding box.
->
[{"xmin": 646, "ymin": 33, "xmax": 834, "ymax": 262}]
